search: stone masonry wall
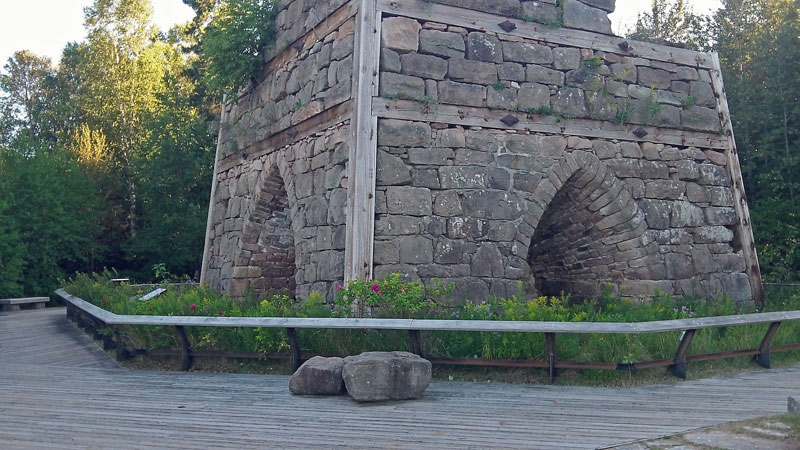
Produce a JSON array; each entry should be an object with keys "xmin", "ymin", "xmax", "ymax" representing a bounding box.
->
[
  {"xmin": 205, "ymin": 0, "xmax": 355, "ymax": 300},
  {"xmin": 372, "ymin": 11, "xmax": 751, "ymax": 301}
]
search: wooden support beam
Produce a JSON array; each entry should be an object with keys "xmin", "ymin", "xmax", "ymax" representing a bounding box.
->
[
  {"xmin": 200, "ymin": 105, "xmax": 228, "ymax": 285},
  {"xmin": 344, "ymin": 0, "xmax": 381, "ymax": 285},
  {"xmin": 408, "ymin": 329, "xmax": 423, "ymax": 357},
  {"xmin": 373, "ymin": 98, "xmax": 729, "ymax": 150},
  {"xmin": 286, "ymin": 328, "xmax": 302, "ymax": 372},
  {"xmin": 669, "ymin": 329, "xmax": 697, "ymax": 379},
  {"xmin": 710, "ymin": 53, "xmax": 765, "ymax": 309},
  {"xmin": 755, "ymin": 321, "xmax": 781, "ymax": 369},
  {"xmin": 376, "ymin": 0, "xmax": 716, "ymax": 69},
  {"xmin": 174, "ymin": 326, "xmax": 194, "ymax": 371},
  {"xmin": 545, "ymin": 332, "xmax": 557, "ymax": 383}
]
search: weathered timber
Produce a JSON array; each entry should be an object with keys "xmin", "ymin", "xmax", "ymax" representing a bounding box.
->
[
  {"xmin": 175, "ymin": 325, "xmax": 194, "ymax": 371},
  {"xmin": 345, "ymin": 0, "xmax": 381, "ymax": 283},
  {"xmin": 669, "ymin": 329, "xmax": 697, "ymax": 379},
  {"xmin": 546, "ymin": 332, "xmax": 557, "ymax": 383},
  {"xmin": 0, "ymin": 297, "xmax": 49, "ymax": 312},
  {"xmin": 376, "ymin": 0, "xmax": 716, "ymax": 69},
  {"xmin": 710, "ymin": 52, "xmax": 765, "ymax": 309},
  {"xmin": 409, "ymin": 329, "xmax": 423, "ymax": 357},
  {"xmin": 755, "ymin": 321, "xmax": 781, "ymax": 369},
  {"xmin": 373, "ymin": 98, "xmax": 730, "ymax": 150},
  {"xmin": 287, "ymin": 327, "xmax": 302, "ymax": 372}
]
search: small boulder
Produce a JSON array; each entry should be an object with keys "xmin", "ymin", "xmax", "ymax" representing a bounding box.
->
[
  {"xmin": 790, "ymin": 396, "xmax": 799, "ymax": 417},
  {"xmin": 342, "ymin": 351, "xmax": 432, "ymax": 402},
  {"xmin": 289, "ymin": 356, "xmax": 345, "ymax": 395}
]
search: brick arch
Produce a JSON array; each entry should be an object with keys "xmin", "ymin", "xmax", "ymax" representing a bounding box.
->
[
  {"xmin": 231, "ymin": 164, "xmax": 297, "ymax": 297},
  {"xmin": 522, "ymin": 152, "xmax": 650, "ymax": 298}
]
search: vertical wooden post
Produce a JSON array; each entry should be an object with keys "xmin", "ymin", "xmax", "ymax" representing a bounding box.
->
[
  {"xmin": 669, "ymin": 329, "xmax": 696, "ymax": 379},
  {"xmin": 755, "ymin": 321, "xmax": 781, "ymax": 369},
  {"xmin": 175, "ymin": 326, "xmax": 194, "ymax": 371},
  {"xmin": 710, "ymin": 53, "xmax": 765, "ymax": 309},
  {"xmin": 200, "ymin": 106, "xmax": 229, "ymax": 285},
  {"xmin": 286, "ymin": 328, "xmax": 302, "ymax": 372},
  {"xmin": 344, "ymin": 0, "xmax": 381, "ymax": 289},
  {"xmin": 409, "ymin": 330, "xmax": 424, "ymax": 357},
  {"xmin": 545, "ymin": 332, "xmax": 557, "ymax": 383}
]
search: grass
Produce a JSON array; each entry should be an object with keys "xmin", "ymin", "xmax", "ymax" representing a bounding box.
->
[{"xmin": 62, "ymin": 272, "xmax": 800, "ymax": 386}]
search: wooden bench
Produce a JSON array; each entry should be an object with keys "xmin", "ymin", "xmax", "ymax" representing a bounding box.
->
[{"xmin": 0, "ymin": 297, "xmax": 49, "ymax": 312}]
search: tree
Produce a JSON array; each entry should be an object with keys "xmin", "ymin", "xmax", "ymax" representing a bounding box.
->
[
  {"xmin": 0, "ymin": 51, "xmax": 55, "ymax": 141},
  {"xmin": 627, "ymin": 0, "xmax": 711, "ymax": 51}
]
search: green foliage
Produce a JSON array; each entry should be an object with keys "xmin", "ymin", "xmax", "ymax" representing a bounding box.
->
[
  {"xmin": 626, "ymin": 0, "xmax": 711, "ymax": 51},
  {"xmin": 201, "ymin": 0, "xmax": 277, "ymax": 99},
  {"xmin": 0, "ymin": 142, "xmax": 100, "ymax": 297},
  {"xmin": 335, "ymin": 274, "xmax": 455, "ymax": 318}
]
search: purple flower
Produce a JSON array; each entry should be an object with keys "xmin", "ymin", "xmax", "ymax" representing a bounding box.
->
[
  {"xmin": 370, "ymin": 283, "xmax": 383, "ymax": 296},
  {"xmin": 189, "ymin": 304, "xmax": 196, "ymax": 311},
  {"xmin": 337, "ymin": 285, "xmax": 343, "ymax": 291}
]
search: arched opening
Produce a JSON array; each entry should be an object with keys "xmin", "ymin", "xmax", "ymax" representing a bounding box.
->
[
  {"xmin": 527, "ymin": 155, "xmax": 647, "ymax": 299},
  {"xmin": 234, "ymin": 168, "xmax": 296, "ymax": 297}
]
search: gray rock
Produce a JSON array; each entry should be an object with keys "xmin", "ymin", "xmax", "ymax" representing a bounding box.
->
[
  {"xmin": 467, "ymin": 32, "xmax": 503, "ymax": 63},
  {"xmin": 502, "ymin": 41, "xmax": 553, "ymax": 65},
  {"xmin": 438, "ymin": 80, "xmax": 486, "ymax": 107},
  {"xmin": 527, "ymin": 64, "xmax": 565, "ymax": 85},
  {"xmin": 448, "ymin": 58, "xmax": 498, "ymax": 85},
  {"xmin": 289, "ymin": 356, "xmax": 345, "ymax": 395},
  {"xmin": 552, "ymin": 87, "xmax": 588, "ymax": 118},
  {"xmin": 690, "ymin": 80, "xmax": 716, "ymax": 107},
  {"xmin": 342, "ymin": 352, "xmax": 432, "ymax": 402},
  {"xmin": 789, "ymin": 395, "xmax": 799, "ymax": 417},
  {"xmin": 520, "ymin": 1, "xmax": 561, "ymax": 24},
  {"xmin": 498, "ymin": 62, "xmax": 526, "ymax": 81},
  {"xmin": 380, "ymin": 72, "xmax": 425, "ymax": 100},
  {"xmin": 562, "ymin": 0, "xmax": 613, "ymax": 34},
  {"xmin": 578, "ymin": 0, "xmax": 616, "ymax": 13},
  {"xmin": 419, "ymin": 29, "xmax": 465, "ymax": 59},
  {"xmin": 400, "ymin": 53, "xmax": 448, "ymax": 80},
  {"xmin": 681, "ymin": 106, "xmax": 720, "ymax": 132},
  {"xmin": 378, "ymin": 119, "xmax": 431, "ymax": 147},
  {"xmin": 638, "ymin": 67, "xmax": 673, "ymax": 90},
  {"xmin": 377, "ymin": 150, "xmax": 412, "ymax": 186},
  {"xmin": 553, "ymin": 47, "xmax": 582, "ymax": 70},
  {"xmin": 386, "ymin": 186, "xmax": 432, "ymax": 216},
  {"xmin": 518, "ymin": 83, "xmax": 551, "ymax": 111},
  {"xmin": 381, "ymin": 17, "xmax": 421, "ymax": 53},
  {"xmin": 487, "ymin": 86, "xmax": 518, "ymax": 110},
  {"xmin": 381, "ymin": 49, "xmax": 401, "ymax": 73}
]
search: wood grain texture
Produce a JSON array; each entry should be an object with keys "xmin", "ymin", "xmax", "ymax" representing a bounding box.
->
[
  {"xmin": 56, "ymin": 290, "xmax": 800, "ymax": 334},
  {"xmin": 710, "ymin": 52, "xmax": 765, "ymax": 308},
  {"xmin": 345, "ymin": 0, "xmax": 380, "ymax": 283},
  {"xmin": 2, "ymin": 308, "xmax": 800, "ymax": 449},
  {"xmin": 376, "ymin": 0, "xmax": 716, "ymax": 69},
  {"xmin": 373, "ymin": 98, "xmax": 730, "ymax": 150}
]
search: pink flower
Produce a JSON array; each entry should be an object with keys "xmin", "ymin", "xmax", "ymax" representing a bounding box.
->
[
  {"xmin": 189, "ymin": 304, "xmax": 196, "ymax": 311},
  {"xmin": 337, "ymin": 285, "xmax": 343, "ymax": 291},
  {"xmin": 102, "ymin": 296, "xmax": 109, "ymax": 302},
  {"xmin": 370, "ymin": 283, "xmax": 383, "ymax": 296},
  {"xmin": 218, "ymin": 311, "xmax": 224, "ymax": 316}
]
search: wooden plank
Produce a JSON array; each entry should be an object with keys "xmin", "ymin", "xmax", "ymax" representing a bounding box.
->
[
  {"xmin": 344, "ymin": 0, "xmax": 381, "ymax": 284},
  {"xmin": 200, "ymin": 105, "xmax": 229, "ymax": 284},
  {"xmin": 55, "ymin": 289, "xmax": 800, "ymax": 335},
  {"xmin": 373, "ymin": 97, "xmax": 730, "ymax": 150},
  {"xmin": 376, "ymin": 0, "xmax": 716, "ymax": 69},
  {"xmin": 710, "ymin": 53, "xmax": 765, "ymax": 309},
  {"xmin": 216, "ymin": 101, "xmax": 352, "ymax": 172}
]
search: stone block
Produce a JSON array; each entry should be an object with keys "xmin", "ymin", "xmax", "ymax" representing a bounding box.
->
[
  {"xmin": 637, "ymin": 67, "xmax": 673, "ymax": 90},
  {"xmin": 398, "ymin": 236, "xmax": 434, "ymax": 264},
  {"xmin": 438, "ymin": 80, "xmax": 486, "ymax": 107},
  {"xmin": 689, "ymin": 80, "xmax": 716, "ymax": 107},
  {"xmin": 527, "ymin": 64, "xmax": 565, "ymax": 85},
  {"xmin": 400, "ymin": 53, "xmax": 448, "ymax": 80},
  {"xmin": 408, "ymin": 147, "xmax": 455, "ymax": 165},
  {"xmin": 553, "ymin": 47, "xmax": 581, "ymax": 70},
  {"xmin": 498, "ymin": 62, "xmax": 526, "ymax": 81},
  {"xmin": 378, "ymin": 119, "xmax": 431, "ymax": 147},
  {"xmin": 580, "ymin": 0, "xmax": 616, "ymax": 12},
  {"xmin": 789, "ymin": 396, "xmax": 799, "ymax": 418},
  {"xmin": 471, "ymin": 244, "xmax": 505, "ymax": 277},
  {"xmin": 671, "ymin": 201, "xmax": 705, "ymax": 227},
  {"xmin": 502, "ymin": 41, "xmax": 553, "ymax": 65},
  {"xmin": 699, "ymin": 164, "xmax": 731, "ymax": 187},
  {"xmin": 467, "ymin": 32, "xmax": 503, "ymax": 63},
  {"xmin": 487, "ymin": 86, "xmax": 518, "ymax": 110},
  {"xmin": 552, "ymin": 87, "xmax": 588, "ymax": 118},
  {"xmin": 521, "ymin": 1, "xmax": 561, "ymax": 23},
  {"xmin": 381, "ymin": 48, "xmax": 401, "ymax": 73},
  {"xmin": 419, "ymin": 29, "xmax": 466, "ymax": 59},
  {"xmin": 705, "ymin": 207, "xmax": 737, "ymax": 226},
  {"xmin": 380, "ymin": 72, "xmax": 425, "ymax": 100},
  {"xmin": 448, "ymin": 58, "xmax": 498, "ymax": 85},
  {"xmin": 342, "ymin": 352, "xmax": 432, "ymax": 402},
  {"xmin": 681, "ymin": 106, "xmax": 720, "ymax": 132},
  {"xmin": 386, "ymin": 186, "xmax": 432, "ymax": 216},
  {"xmin": 382, "ymin": 17, "xmax": 421, "ymax": 53},
  {"xmin": 377, "ymin": 150, "xmax": 412, "ymax": 186},
  {"xmin": 562, "ymin": 0, "xmax": 613, "ymax": 34},
  {"xmin": 289, "ymin": 356, "xmax": 345, "ymax": 396}
]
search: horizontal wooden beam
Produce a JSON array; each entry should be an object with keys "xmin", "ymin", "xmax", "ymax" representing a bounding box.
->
[
  {"xmin": 56, "ymin": 289, "xmax": 800, "ymax": 335},
  {"xmin": 217, "ymin": 101, "xmax": 352, "ymax": 173},
  {"xmin": 376, "ymin": 0, "xmax": 715, "ymax": 69},
  {"xmin": 373, "ymin": 98, "xmax": 729, "ymax": 150}
]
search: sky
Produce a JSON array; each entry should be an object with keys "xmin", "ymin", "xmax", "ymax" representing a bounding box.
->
[
  {"xmin": 0, "ymin": 0, "xmax": 195, "ymax": 66},
  {"xmin": 0, "ymin": 0, "xmax": 724, "ymax": 69}
]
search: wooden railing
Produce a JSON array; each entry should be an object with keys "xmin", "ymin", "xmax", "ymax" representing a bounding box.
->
[{"xmin": 55, "ymin": 289, "xmax": 800, "ymax": 382}]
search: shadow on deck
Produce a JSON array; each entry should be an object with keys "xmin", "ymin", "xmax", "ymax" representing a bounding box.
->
[{"xmin": 1, "ymin": 308, "xmax": 798, "ymax": 449}]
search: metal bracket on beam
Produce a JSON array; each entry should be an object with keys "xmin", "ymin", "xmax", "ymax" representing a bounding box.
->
[
  {"xmin": 545, "ymin": 332, "xmax": 557, "ymax": 383},
  {"xmin": 669, "ymin": 329, "xmax": 696, "ymax": 379},
  {"xmin": 175, "ymin": 325, "xmax": 194, "ymax": 371},
  {"xmin": 287, "ymin": 328, "xmax": 302, "ymax": 372},
  {"xmin": 755, "ymin": 321, "xmax": 781, "ymax": 369}
]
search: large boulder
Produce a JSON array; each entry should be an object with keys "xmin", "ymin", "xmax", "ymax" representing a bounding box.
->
[
  {"xmin": 289, "ymin": 356, "xmax": 345, "ymax": 395},
  {"xmin": 342, "ymin": 351, "xmax": 432, "ymax": 402}
]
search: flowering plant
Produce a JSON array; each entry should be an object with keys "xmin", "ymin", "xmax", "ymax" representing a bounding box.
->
[{"xmin": 335, "ymin": 273, "xmax": 454, "ymax": 318}]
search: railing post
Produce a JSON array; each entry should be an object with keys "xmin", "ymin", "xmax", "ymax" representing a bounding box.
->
[
  {"xmin": 286, "ymin": 328, "xmax": 302, "ymax": 372},
  {"xmin": 409, "ymin": 330, "xmax": 423, "ymax": 357},
  {"xmin": 111, "ymin": 326, "xmax": 131, "ymax": 362},
  {"xmin": 669, "ymin": 329, "xmax": 696, "ymax": 379},
  {"xmin": 545, "ymin": 332, "xmax": 557, "ymax": 383},
  {"xmin": 755, "ymin": 321, "xmax": 781, "ymax": 369},
  {"xmin": 174, "ymin": 326, "xmax": 194, "ymax": 371}
]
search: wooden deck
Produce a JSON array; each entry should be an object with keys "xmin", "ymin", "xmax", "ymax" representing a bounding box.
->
[{"xmin": 1, "ymin": 308, "xmax": 799, "ymax": 449}]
